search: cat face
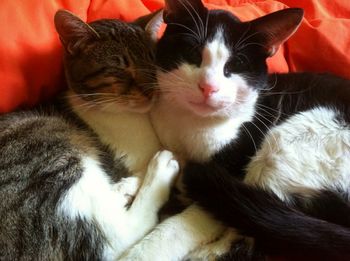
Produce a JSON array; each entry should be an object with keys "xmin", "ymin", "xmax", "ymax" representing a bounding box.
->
[
  {"xmin": 157, "ymin": 0, "xmax": 303, "ymax": 118},
  {"xmin": 55, "ymin": 10, "xmax": 162, "ymax": 113}
]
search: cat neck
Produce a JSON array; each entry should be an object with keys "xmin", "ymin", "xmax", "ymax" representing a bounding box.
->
[
  {"xmin": 151, "ymin": 98, "xmax": 248, "ymax": 162},
  {"xmin": 68, "ymin": 93, "xmax": 161, "ymax": 174}
]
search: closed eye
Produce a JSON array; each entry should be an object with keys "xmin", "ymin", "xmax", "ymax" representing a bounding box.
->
[
  {"xmin": 187, "ymin": 44, "xmax": 203, "ymax": 66},
  {"xmin": 107, "ymin": 54, "xmax": 130, "ymax": 68}
]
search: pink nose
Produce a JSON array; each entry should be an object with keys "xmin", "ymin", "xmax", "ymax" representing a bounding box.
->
[{"xmin": 198, "ymin": 83, "xmax": 219, "ymax": 98}]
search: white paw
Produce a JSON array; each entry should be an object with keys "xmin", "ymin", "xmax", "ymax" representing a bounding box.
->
[
  {"xmin": 186, "ymin": 229, "xmax": 242, "ymax": 261},
  {"xmin": 114, "ymin": 177, "xmax": 140, "ymax": 206},
  {"xmin": 145, "ymin": 150, "xmax": 180, "ymax": 187}
]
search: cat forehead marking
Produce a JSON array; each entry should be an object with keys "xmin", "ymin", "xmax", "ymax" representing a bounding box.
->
[{"xmin": 202, "ymin": 29, "xmax": 230, "ymax": 67}]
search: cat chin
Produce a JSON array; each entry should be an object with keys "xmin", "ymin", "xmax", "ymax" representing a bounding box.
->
[
  {"xmin": 185, "ymin": 92, "xmax": 254, "ymax": 118},
  {"xmin": 187, "ymin": 101, "xmax": 232, "ymax": 117}
]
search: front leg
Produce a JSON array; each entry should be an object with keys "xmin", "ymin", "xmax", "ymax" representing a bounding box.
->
[
  {"xmin": 120, "ymin": 150, "xmax": 179, "ymax": 252},
  {"xmin": 186, "ymin": 229, "xmax": 264, "ymax": 261},
  {"xmin": 113, "ymin": 176, "xmax": 140, "ymax": 208},
  {"xmin": 185, "ymin": 228, "xmax": 243, "ymax": 261},
  {"xmin": 119, "ymin": 204, "xmax": 225, "ymax": 261}
]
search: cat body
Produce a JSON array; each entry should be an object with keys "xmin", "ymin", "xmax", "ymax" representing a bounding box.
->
[
  {"xmin": 184, "ymin": 73, "xmax": 350, "ymax": 260},
  {"xmin": 0, "ymin": 10, "xmax": 179, "ymax": 260},
  {"xmin": 121, "ymin": 1, "xmax": 350, "ymax": 260}
]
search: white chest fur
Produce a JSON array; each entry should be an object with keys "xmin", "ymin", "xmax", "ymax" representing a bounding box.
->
[
  {"xmin": 150, "ymin": 100, "xmax": 243, "ymax": 162},
  {"xmin": 245, "ymin": 107, "xmax": 350, "ymax": 201},
  {"xmin": 73, "ymin": 106, "xmax": 160, "ymax": 174}
]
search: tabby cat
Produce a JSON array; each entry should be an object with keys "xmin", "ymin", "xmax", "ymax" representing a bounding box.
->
[
  {"xmin": 121, "ymin": 0, "xmax": 350, "ymax": 260},
  {"xmin": 0, "ymin": 9, "xmax": 179, "ymax": 260}
]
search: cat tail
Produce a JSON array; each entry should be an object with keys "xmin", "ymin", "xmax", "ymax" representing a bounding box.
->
[{"xmin": 183, "ymin": 161, "xmax": 350, "ymax": 260}]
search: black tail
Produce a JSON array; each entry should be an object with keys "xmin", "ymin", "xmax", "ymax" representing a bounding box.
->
[{"xmin": 183, "ymin": 161, "xmax": 350, "ymax": 260}]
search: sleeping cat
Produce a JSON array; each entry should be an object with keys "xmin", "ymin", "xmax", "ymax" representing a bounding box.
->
[
  {"xmin": 120, "ymin": 0, "xmax": 350, "ymax": 260},
  {"xmin": 0, "ymin": 9, "xmax": 179, "ymax": 260}
]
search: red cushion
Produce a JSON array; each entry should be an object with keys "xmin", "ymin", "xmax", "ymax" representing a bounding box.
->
[{"xmin": 1, "ymin": 0, "xmax": 349, "ymax": 113}]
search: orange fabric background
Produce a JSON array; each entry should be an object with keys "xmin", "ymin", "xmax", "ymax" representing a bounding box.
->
[{"xmin": 0, "ymin": 0, "xmax": 349, "ymax": 113}]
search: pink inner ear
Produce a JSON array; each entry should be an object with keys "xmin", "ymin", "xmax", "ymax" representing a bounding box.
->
[
  {"xmin": 252, "ymin": 8, "xmax": 304, "ymax": 58},
  {"xmin": 265, "ymin": 22, "xmax": 301, "ymax": 57},
  {"xmin": 265, "ymin": 24, "xmax": 300, "ymax": 57}
]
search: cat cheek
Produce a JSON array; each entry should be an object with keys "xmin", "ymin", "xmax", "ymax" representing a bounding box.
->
[
  {"xmin": 237, "ymin": 86, "xmax": 251, "ymax": 101},
  {"xmin": 220, "ymin": 87, "xmax": 238, "ymax": 102}
]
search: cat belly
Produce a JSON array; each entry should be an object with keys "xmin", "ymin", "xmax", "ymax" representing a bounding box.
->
[{"xmin": 245, "ymin": 107, "xmax": 350, "ymax": 201}]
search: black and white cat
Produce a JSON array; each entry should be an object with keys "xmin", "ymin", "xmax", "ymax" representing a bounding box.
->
[
  {"xmin": 121, "ymin": 0, "xmax": 350, "ymax": 260},
  {"xmin": 0, "ymin": 10, "xmax": 179, "ymax": 260}
]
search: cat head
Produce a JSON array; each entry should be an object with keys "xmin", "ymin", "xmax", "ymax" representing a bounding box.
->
[
  {"xmin": 157, "ymin": 0, "xmax": 303, "ymax": 119},
  {"xmin": 54, "ymin": 10, "xmax": 163, "ymax": 113}
]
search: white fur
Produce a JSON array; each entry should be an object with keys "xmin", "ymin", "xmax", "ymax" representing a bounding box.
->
[
  {"xmin": 245, "ymin": 107, "xmax": 350, "ymax": 201},
  {"xmin": 58, "ymin": 156, "xmax": 132, "ymax": 258},
  {"xmin": 73, "ymin": 102, "xmax": 161, "ymax": 174},
  {"xmin": 151, "ymin": 30, "xmax": 258, "ymax": 161},
  {"xmin": 186, "ymin": 229, "xmax": 244, "ymax": 261},
  {"xmin": 119, "ymin": 204, "xmax": 225, "ymax": 261},
  {"xmin": 58, "ymin": 151, "xmax": 179, "ymax": 260}
]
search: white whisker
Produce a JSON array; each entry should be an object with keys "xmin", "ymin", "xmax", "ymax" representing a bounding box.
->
[
  {"xmin": 254, "ymin": 112, "xmax": 280, "ymax": 152},
  {"xmin": 249, "ymin": 120, "xmax": 273, "ymax": 154},
  {"xmin": 179, "ymin": 0, "xmax": 203, "ymax": 42},
  {"xmin": 167, "ymin": 22, "xmax": 201, "ymax": 43},
  {"xmin": 241, "ymin": 123, "xmax": 257, "ymax": 152},
  {"xmin": 182, "ymin": 0, "xmax": 205, "ymax": 41}
]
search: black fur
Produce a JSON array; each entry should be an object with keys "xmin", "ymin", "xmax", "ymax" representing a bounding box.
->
[
  {"xmin": 183, "ymin": 161, "xmax": 350, "ymax": 260},
  {"xmin": 291, "ymin": 189, "xmax": 350, "ymax": 228}
]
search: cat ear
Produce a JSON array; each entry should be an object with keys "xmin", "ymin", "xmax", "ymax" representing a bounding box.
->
[
  {"xmin": 133, "ymin": 10, "xmax": 164, "ymax": 42},
  {"xmin": 54, "ymin": 10, "xmax": 100, "ymax": 55},
  {"xmin": 163, "ymin": 0, "xmax": 207, "ymax": 23},
  {"xmin": 251, "ymin": 8, "xmax": 304, "ymax": 57}
]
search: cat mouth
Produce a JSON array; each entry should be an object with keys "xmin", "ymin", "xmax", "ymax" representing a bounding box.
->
[{"xmin": 188, "ymin": 100, "xmax": 228, "ymax": 114}]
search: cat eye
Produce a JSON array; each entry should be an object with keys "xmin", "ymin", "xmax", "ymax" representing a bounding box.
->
[
  {"xmin": 224, "ymin": 63, "xmax": 231, "ymax": 77},
  {"xmin": 224, "ymin": 58, "xmax": 247, "ymax": 77},
  {"xmin": 187, "ymin": 46, "xmax": 202, "ymax": 66}
]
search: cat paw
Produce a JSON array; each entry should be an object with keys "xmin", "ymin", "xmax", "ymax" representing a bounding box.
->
[
  {"xmin": 186, "ymin": 229, "xmax": 242, "ymax": 261},
  {"xmin": 114, "ymin": 176, "xmax": 140, "ymax": 206},
  {"xmin": 145, "ymin": 150, "xmax": 179, "ymax": 187}
]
